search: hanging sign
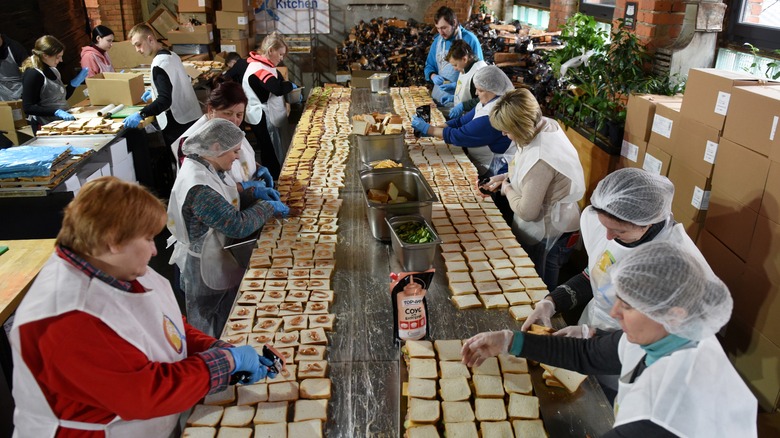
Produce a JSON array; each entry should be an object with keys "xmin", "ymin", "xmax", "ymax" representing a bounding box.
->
[
  {"xmin": 254, "ymin": 0, "xmax": 331, "ymax": 34},
  {"xmin": 624, "ymin": 2, "xmax": 638, "ymax": 30}
]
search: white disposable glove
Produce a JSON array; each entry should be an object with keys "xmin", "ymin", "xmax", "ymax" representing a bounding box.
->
[
  {"xmin": 520, "ymin": 299, "xmax": 555, "ymax": 332},
  {"xmin": 461, "ymin": 329, "xmax": 514, "ymax": 367},
  {"xmin": 553, "ymin": 324, "xmax": 593, "ymax": 339}
]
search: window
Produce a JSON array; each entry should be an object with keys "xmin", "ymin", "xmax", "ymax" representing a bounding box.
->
[
  {"xmin": 715, "ymin": 47, "xmax": 780, "ymax": 79},
  {"xmin": 513, "ymin": 4, "xmax": 550, "ymax": 29},
  {"xmin": 727, "ymin": 0, "xmax": 780, "ymax": 50},
  {"xmin": 579, "ymin": 0, "xmax": 615, "ymax": 23}
]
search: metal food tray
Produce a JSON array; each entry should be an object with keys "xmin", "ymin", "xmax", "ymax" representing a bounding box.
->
[{"xmin": 387, "ymin": 215, "xmax": 441, "ymax": 272}]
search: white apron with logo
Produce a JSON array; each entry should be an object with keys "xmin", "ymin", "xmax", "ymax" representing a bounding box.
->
[
  {"xmin": 508, "ymin": 120, "xmax": 585, "ymax": 247},
  {"xmin": 578, "ymin": 208, "xmax": 708, "ymax": 330},
  {"xmin": 10, "ymin": 254, "xmax": 186, "ymax": 437},
  {"xmin": 248, "ymin": 60, "xmax": 289, "ymax": 163},
  {"xmin": 431, "ymin": 28, "xmax": 462, "ymax": 105},
  {"xmin": 172, "ymin": 114, "xmax": 256, "ymax": 183},
  {"xmin": 0, "ymin": 49, "xmax": 23, "ymax": 101},
  {"xmin": 167, "ymin": 157, "xmax": 244, "ymax": 290},
  {"xmin": 614, "ymin": 334, "xmax": 757, "ymax": 437},
  {"xmin": 30, "ymin": 67, "xmax": 68, "ymax": 126},
  {"xmin": 151, "ymin": 51, "xmax": 202, "ymax": 129},
  {"xmin": 453, "ymin": 60, "xmax": 486, "ymax": 106}
]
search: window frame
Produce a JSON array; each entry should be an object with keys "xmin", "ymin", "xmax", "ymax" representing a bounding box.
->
[
  {"xmin": 726, "ymin": 0, "xmax": 780, "ymax": 51},
  {"xmin": 578, "ymin": 2, "xmax": 615, "ymax": 23},
  {"xmin": 514, "ymin": 0, "xmax": 551, "ymax": 10}
]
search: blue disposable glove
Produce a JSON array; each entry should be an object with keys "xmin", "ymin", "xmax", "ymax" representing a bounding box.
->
[
  {"xmin": 440, "ymin": 94, "xmax": 454, "ymax": 105},
  {"xmin": 448, "ymin": 103, "xmax": 464, "ymax": 119},
  {"xmin": 141, "ymin": 89, "xmax": 153, "ymax": 103},
  {"xmin": 241, "ymin": 181, "xmax": 280, "ymax": 201},
  {"xmin": 255, "ymin": 166, "xmax": 274, "ymax": 188},
  {"xmin": 291, "ymin": 83, "xmax": 298, "ymax": 89},
  {"xmin": 70, "ymin": 68, "xmax": 89, "ymax": 87},
  {"xmin": 259, "ymin": 355, "xmax": 278, "ymax": 379},
  {"xmin": 54, "ymin": 109, "xmax": 75, "ymax": 121},
  {"xmin": 411, "ymin": 116, "xmax": 430, "ymax": 135},
  {"xmin": 229, "ymin": 345, "xmax": 265, "ymax": 384},
  {"xmin": 268, "ymin": 200, "xmax": 290, "ymax": 217},
  {"xmin": 440, "ymin": 82, "xmax": 456, "ymax": 92},
  {"xmin": 431, "ymin": 74, "xmax": 445, "ymax": 86},
  {"xmin": 123, "ymin": 112, "xmax": 143, "ymax": 128}
]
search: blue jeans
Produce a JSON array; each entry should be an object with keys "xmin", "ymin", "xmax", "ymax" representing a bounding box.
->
[{"xmin": 518, "ymin": 231, "xmax": 579, "ymax": 291}]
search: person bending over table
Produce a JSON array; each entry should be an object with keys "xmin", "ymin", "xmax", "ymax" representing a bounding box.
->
[
  {"xmin": 462, "ymin": 241, "xmax": 757, "ymax": 438},
  {"xmin": 10, "ymin": 176, "xmax": 276, "ymax": 437},
  {"xmin": 445, "ymin": 40, "xmax": 486, "ymax": 120}
]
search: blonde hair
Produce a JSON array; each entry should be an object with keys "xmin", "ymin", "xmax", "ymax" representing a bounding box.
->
[
  {"xmin": 489, "ymin": 88, "xmax": 543, "ymax": 147},
  {"xmin": 259, "ymin": 31, "xmax": 287, "ymax": 56},
  {"xmin": 128, "ymin": 23, "xmax": 156, "ymax": 41},
  {"xmin": 57, "ymin": 177, "xmax": 166, "ymax": 256},
  {"xmin": 21, "ymin": 35, "xmax": 65, "ymax": 72}
]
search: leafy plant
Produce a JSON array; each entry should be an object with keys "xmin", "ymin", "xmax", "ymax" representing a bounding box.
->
[{"xmin": 744, "ymin": 43, "xmax": 780, "ymax": 80}]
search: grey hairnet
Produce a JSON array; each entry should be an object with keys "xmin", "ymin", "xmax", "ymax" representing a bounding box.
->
[
  {"xmin": 590, "ymin": 168, "xmax": 674, "ymax": 226},
  {"xmin": 181, "ymin": 118, "xmax": 245, "ymax": 158},
  {"xmin": 611, "ymin": 241, "xmax": 732, "ymax": 341},
  {"xmin": 473, "ymin": 65, "xmax": 515, "ymax": 96}
]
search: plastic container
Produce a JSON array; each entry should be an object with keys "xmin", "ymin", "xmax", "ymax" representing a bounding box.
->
[
  {"xmin": 387, "ymin": 215, "xmax": 441, "ymax": 271},
  {"xmin": 286, "ymin": 87, "xmax": 304, "ymax": 104},
  {"xmin": 368, "ymin": 73, "xmax": 390, "ymax": 93},
  {"xmin": 355, "ymin": 133, "xmax": 406, "ymax": 168},
  {"xmin": 360, "ymin": 167, "xmax": 439, "ymax": 241}
]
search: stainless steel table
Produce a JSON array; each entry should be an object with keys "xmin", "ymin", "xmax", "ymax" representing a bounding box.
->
[{"xmin": 323, "ymin": 89, "xmax": 615, "ymax": 437}]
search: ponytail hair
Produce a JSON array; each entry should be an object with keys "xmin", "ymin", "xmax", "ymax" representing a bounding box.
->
[
  {"xmin": 91, "ymin": 25, "xmax": 114, "ymax": 44},
  {"xmin": 21, "ymin": 35, "xmax": 65, "ymax": 72},
  {"xmin": 259, "ymin": 31, "xmax": 287, "ymax": 56}
]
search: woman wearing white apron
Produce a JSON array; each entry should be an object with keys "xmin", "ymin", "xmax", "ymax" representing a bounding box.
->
[
  {"xmin": 445, "ymin": 40, "xmax": 486, "ymax": 120},
  {"xmin": 0, "ymin": 33, "xmax": 26, "ymax": 101},
  {"xmin": 462, "ymin": 241, "xmax": 757, "ymax": 438},
  {"xmin": 411, "ymin": 66, "xmax": 514, "ymax": 177},
  {"xmin": 11, "ymin": 177, "xmax": 273, "ymax": 437},
  {"xmin": 483, "ymin": 88, "xmax": 586, "ymax": 290},
  {"xmin": 80, "ymin": 25, "xmax": 116, "ymax": 77},
  {"xmin": 21, "ymin": 36, "xmax": 89, "ymax": 131},
  {"xmin": 424, "ymin": 6, "xmax": 483, "ymax": 106},
  {"xmin": 242, "ymin": 32, "xmax": 298, "ymax": 180},
  {"xmin": 167, "ymin": 119, "xmax": 288, "ymax": 337}
]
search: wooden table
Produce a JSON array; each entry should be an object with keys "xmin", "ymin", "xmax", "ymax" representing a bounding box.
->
[{"xmin": 0, "ymin": 239, "xmax": 55, "ymax": 322}]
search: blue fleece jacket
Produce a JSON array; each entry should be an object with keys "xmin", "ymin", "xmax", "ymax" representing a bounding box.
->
[
  {"xmin": 443, "ymin": 104, "xmax": 511, "ymax": 153},
  {"xmin": 424, "ymin": 26, "xmax": 484, "ymax": 82}
]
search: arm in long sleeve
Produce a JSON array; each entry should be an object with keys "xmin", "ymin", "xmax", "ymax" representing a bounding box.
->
[
  {"xmin": 549, "ymin": 271, "xmax": 592, "ymax": 312},
  {"xmin": 464, "ymin": 31, "xmax": 484, "ymax": 61},
  {"xmin": 462, "ymin": 97, "xmax": 479, "ymax": 113},
  {"xmin": 424, "ymin": 38, "xmax": 439, "ymax": 82},
  {"xmin": 20, "ymin": 311, "xmax": 232, "ymax": 422},
  {"xmin": 514, "ymin": 329, "xmax": 623, "ymax": 375},
  {"xmin": 81, "ymin": 52, "xmax": 101, "ymax": 77},
  {"xmin": 21, "ymin": 69, "xmax": 67, "ymax": 117},
  {"xmin": 142, "ymin": 66, "xmax": 173, "ymax": 117},
  {"xmin": 247, "ymin": 69, "xmax": 293, "ymax": 101},
  {"xmin": 442, "ymin": 115, "xmax": 505, "ymax": 148},
  {"xmin": 187, "ymin": 184, "xmax": 275, "ymax": 239},
  {"xmin": 445, "ymin": 108, "xmax": 475, "ymax": 129},
  {"xmin": 503, "ymin": 161, "xmax": 554, "ymax": 222}
]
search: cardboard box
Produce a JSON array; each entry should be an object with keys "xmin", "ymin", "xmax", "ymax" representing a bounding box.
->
[
  {"xmin": 0, "ymin": 100, "xmax": 26, "ymax": 128},
  {"xmin": 178, "ymin": 0, "xmax": 213, "ymax": 12},
  {"xmin": 85, "ymin": 73, "xmax": 145, "ymax": 106},
  {"xmin": 219, "ymin": 28, "xmax": 250, "ymax": 40},
  {"xmin": 761, "ymin": 160, "xmax": 780, "ymax": 223},
  {"xmin": 747, "ymin": 215, "xmax": 780, "ymax": 286},
  {"xmin": 697, "ymin": 230, "xmax": 746, "ymax": 291},
  {"xmin": 722, "ymin": 318, "xmax": 780, "ymax": 412},
  {"xmin": 642, "ymin": 143, "xmax": 672, "ymax": 176},
  {"xmin": 221, "ymin": 0, "xmax": 252, "ymax": 12},
  {"xmin": 179, "ymin": 12, "xmax": 211, "ymax": 25},
  {"xmin": 722, "ymin": 85, "xmax": 780, "ymax": 160},
  {"xmin": 112, "ymin": 152, "xmax": 136, "ymax": 182},
  {"xmin": 148, "ymin": 6, "xmax": 179, "ymax": 40},
  {"xmin": 216, "ymin": 11, "xmax": 252, "ymax": 30},
  {"xmin": 680, "ymin": 68, "xmax": 766, "ymax": 132},
  {"xmin": 624, "ymin": 93, "xmax": 683, "ymax": 142},
  {"xmin": 711, "ymin": 138, "xmax": 770, "ymax": 213},
  {"xmin": 166, "ymin": 24, "xmax": 214, "ymax": 45},
  {"xmin": 0, "ymin": 106, "xmax": 20, "ymax": 145},
  {"xmin": 704, "ymin": 187, "xmax": 759, "ymax": 260},
  {"xmin": 336, "ymin": 70, "xmax": 351, "ymax": 83},
  {"xmin": 350, "ymin": 70, "xmax": 390, "ymax": 88},
  {"xmin": 619, "ymin": 132, "xmax": 647, "ymax": 166},
  {"xmin": 647, "ymin": 101, "xmax": 682, "ymax": 154},
  {"xmin": 733, "ymin": 266, "xmax": 780, "ymax": 347},
  {"xmin": 669, "ymin": 115, "xmax": 721, "ymax": 178},
  {"xmin": 108, "ymin": 40, "xmax": 154, "ymax": 69},
  {"xmin": 668, "ymin": 159, "xmax": 712, "ymax": 223},
  {"xmin": 220, "ymin": 39, "xmax": 249, "ymax": 57}
]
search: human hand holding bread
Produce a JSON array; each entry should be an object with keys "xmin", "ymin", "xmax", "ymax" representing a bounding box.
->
[{"xmin": 460, "ymin": 329, "xmax": 514, "ymax": 367}]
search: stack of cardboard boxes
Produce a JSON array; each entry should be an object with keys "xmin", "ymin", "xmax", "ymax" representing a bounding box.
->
[
  {"xmin": 216, "ymin": 0, "xmax": 255, "ymax": 57},
  {"xmin": 168, "ymin": 0, "xmax": 217, "ymax": 55},
  {"xmin": 621, "ymin": 68, "xmax": 780, "ymax": 412}
]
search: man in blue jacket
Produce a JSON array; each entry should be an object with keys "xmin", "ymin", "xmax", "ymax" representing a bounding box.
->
[{"xmin": 424, "ymin": 7, "xmax": 483, "ymax": 107}]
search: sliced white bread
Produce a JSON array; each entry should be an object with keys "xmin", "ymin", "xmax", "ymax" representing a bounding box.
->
[
  {"xmin": 441, "ymin": 400, "xmax": 475, "ymax": 423},
  {"xmin": 186, "ymin": 405, "xmax": 224, "ymax": 427},
  {"xmin": 480, "ymin": 421, "xmax": 514, "ymax": 438},
  {"xmin": 507, "ymin": 393, "xmax": 540, "ymax": 419}
]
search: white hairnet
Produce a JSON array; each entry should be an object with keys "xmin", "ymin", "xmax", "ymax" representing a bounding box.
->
[
  {"xmin": 590, "ymin": 168, "xmax": 674, "ymax": 226},
  {"xmin": 473, "ymin": 66, "xmax": 515, "ymax": 96},
  {"xmin": 611, "ymin": 241, "xmax": 732, "ymax": 341},
  {"xmin": 181, "ymin": 118, "xmax": 245, "ymax": 158}
]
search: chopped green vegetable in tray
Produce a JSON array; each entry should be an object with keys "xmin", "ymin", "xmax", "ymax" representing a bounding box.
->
[{"xmin": 395, "ymin": 221, "xmax": 435, "ymax": 244}]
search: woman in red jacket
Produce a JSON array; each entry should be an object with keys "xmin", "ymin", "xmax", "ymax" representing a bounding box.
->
[{"xmin": 80, "ymin": 25, "xmax": 115, "ymax": 77}]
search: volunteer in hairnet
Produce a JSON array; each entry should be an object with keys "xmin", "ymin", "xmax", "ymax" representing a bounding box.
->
[
  {"xmin": 411, "ymin": 66, "xmax": 513, "ymax": 176},
  {"xmin": 167, "ymin": 118, "xmax": 289, "ymax": 337},
  {"xmin": 424, "ymin": 6, "xmax": 483, "ymax": 106},
  {"xmin": 462, "ymin": 241, "xmax": 757, "ymax": 438},
  {"xmin": 521, "ymin": 168, "xmax": 713, "ymax": 337}
]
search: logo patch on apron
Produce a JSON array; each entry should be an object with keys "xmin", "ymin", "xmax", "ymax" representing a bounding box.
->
[{"xmin": 163, "ymin": 314, "xmax": 184, "ymax": 354}]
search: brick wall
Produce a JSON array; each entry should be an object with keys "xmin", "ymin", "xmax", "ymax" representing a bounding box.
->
[
  {"xmin": 85, "ymin": 0, "xmax": 144, "ymax": 40},
  {"xmin": 549, "ymin": 0, "xmax": 578, "ymax": 32},
  {"xmin": 613, "ymin": 0, "xmax": 686, "ymax": 51},
  {"xmin": 741, "ymin": 0, "xmax": 765, "ymax": 24},
  {"xmin": 424, "ymin": 0, "xmax": 476, "ymax": 24}
]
